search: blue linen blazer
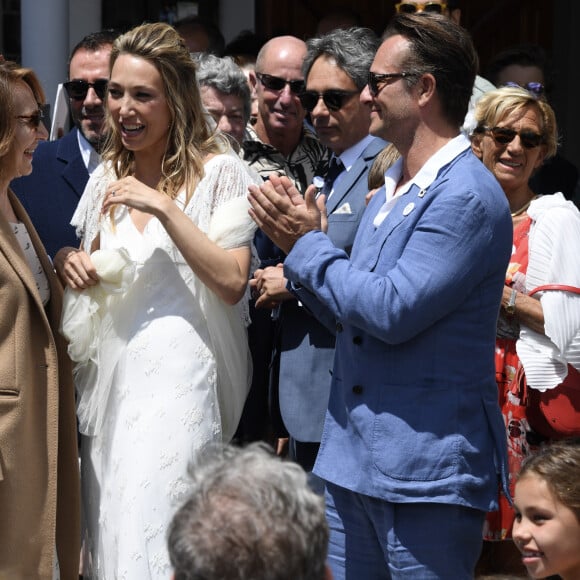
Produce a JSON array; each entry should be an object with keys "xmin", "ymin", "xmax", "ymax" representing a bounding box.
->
[
  {"xmin": 283, "ymin": 148, "xmax": 512, "ymax": 511},
  {"xmin": 11, "ymin": 128, "xmax": 89, "ymax": 258},
  {"xmin": 278, "ymin": 137, "xmax": 387, "ymax": 442}
]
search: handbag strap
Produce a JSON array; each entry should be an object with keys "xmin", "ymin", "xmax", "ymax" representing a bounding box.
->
[{"xmin": 529, "ymin": 284, "xmax": 580, "ymax": 297}]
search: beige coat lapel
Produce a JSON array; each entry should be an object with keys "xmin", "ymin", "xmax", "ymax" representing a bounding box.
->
[{"xmin": 0, "ymin": 191, "xmax": 49, "ymax": 311}]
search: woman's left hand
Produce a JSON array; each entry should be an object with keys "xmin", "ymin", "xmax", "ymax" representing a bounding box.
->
[{"xmin": 101, "ymin": 176, "xmax": 170, "ymax": 217}]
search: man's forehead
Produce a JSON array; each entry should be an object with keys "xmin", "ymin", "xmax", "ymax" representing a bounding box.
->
[{"xmin": 373, "ymin": 35, "xmax": 409, "ymax": 69}]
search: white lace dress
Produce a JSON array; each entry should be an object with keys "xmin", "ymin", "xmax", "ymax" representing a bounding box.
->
[{"xmin": 68, "ymin": 153, "xmax": 257, "ymax": 579}]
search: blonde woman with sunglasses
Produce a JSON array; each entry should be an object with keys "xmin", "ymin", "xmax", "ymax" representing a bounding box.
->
[{"xmin": 472, "ymin": 85, "xmax": 580, "ymax": 575}]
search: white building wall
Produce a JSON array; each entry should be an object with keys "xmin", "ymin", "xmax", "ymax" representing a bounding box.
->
[{"xmin": 21, "ymin": 0, "xmax": 101, "ymax": 116}]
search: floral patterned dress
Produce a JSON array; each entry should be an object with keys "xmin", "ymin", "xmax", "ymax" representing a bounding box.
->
[{"xmin": 484, "ymin": 216, "xmax": 533, "ymax": 541}]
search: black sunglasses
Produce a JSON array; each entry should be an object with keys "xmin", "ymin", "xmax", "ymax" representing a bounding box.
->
[
  {"xmin": 63, "ymin": 79, "xmax": 109, "ymax": 101},
  {"xmin": 299, "ymin": 90, "xmax": 359, "ymax": 112},
  {"xmin": 367, "ymin": 71, "xmax": 412, "ymax": 97},
  {"xmin": 255, "ymin": 73, "xmax": 305, "ymax": 95},
  {"xmin": 395, "ymin": 2, "xmax": 447, "ymax": 13},
  {"xmin": 16, "ymin": 109, "xmax": 45, "ymax": 130},
  {"xmin": 502, "ymin": 81, "xmax": 545, "ymax": 99},
  {"xmin": 475, "ymin": 126, "xmax": 545, "ymax": 149}
]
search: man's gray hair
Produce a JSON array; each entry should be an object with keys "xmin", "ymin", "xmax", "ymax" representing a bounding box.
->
[
  {"xmin": 195, "ymin": 53, "xmax": 251, "ymax": 123},
  {"xmin": 302, "ymin": 26, "xmax": 380, "ymax": 90},
  {"xmin": 168, "ymin": 442, "xmax": 329, "ymax": 580}
]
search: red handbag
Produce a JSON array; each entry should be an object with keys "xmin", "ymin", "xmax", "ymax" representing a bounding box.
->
[{"xmin": 519, "ymin": 284, "xmax": 580, "ymax": 440}]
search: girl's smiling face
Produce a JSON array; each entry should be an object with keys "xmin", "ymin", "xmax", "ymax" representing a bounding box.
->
[{"xmin": 513, "ymin": 473, "xmax": 580, "ymax": 580}]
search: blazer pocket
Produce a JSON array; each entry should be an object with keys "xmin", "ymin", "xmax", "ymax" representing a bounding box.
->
[
  {"xmin": 371, "ymin": 383, "xmax": 461, "ymax": 481},
  {"xmin": 328, "ymin": 211, "xmax": 359, "ymax": 222},
  {"xmin": 0, "ymin": 331, "xmax": 17, "ymax": 394}
]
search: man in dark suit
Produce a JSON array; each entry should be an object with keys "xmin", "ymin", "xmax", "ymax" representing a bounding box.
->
[
  {"xmin": 251, "ymin": 27, "xmax": 385, "ymax": 489},
  {"xmin": 11, "ymin": 30, "xmax": 117, "ymax": 259}
]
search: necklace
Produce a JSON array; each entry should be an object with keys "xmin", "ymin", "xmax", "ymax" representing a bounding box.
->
[{"xmin": 511, "ymin": 198, "xmax": 534, "ymax": 217}]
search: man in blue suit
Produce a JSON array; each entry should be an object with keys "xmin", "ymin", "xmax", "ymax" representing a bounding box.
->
[
  {"xmin": 251, "ymin": 27, "xmax": 385, "ymax": 488},
  {"xmin": 11, "ymin": 30, "xmax": 117, "ymax": 259},
  {"xmin": 249, "ymin": 13, "xmax": 512, "ymax": 579}
]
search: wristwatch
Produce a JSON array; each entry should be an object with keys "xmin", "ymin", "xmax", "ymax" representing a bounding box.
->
[{"xmin": 505, "ymin": 289, "xmax": 517, "ymax": 315}]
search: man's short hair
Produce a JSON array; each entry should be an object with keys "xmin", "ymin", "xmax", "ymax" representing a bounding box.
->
[
  {"xmin": 382, "ymin": 12, "xmax": 478, "ymax": 129},
  {"xmin": 303, "ymin": 26, "xmax": 380, "ymax": 91},
  {"xmin": 195, "ymin": 54, "xmax": 252, "ymax": 123},
  {"xmin": 167, "ymin": 442, "xmax": 329, "ymax": 580},
  {"xmin": 174, "ymin": 16, "xmax": 225, "ymax": 56},
  {"xmin": 485, "ymin": 43, "xmax": 551, "ymax": 91},
  {"xmin": 68, "ymin": 29, "xmax": 119, "ymax": 69}
]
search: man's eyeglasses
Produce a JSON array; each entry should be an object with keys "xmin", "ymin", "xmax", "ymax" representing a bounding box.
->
[
  {"xmin": 368, "ymin": 71, "xmax": 412, "ymax": 97},
  {"xmin": 255, "ymin": 73, "xmax": 305, "ymax": 95},
  {"xmin": 299, "ymin": 90, "xmax": 359, "ymax": 112},
  {"xmin": 395, "ymin": 2, "xmax": 447, "ymax": 14},
  {"xmin": 63, "ymin": 79, "xmax": 109, "ymax": 101},
  {"xmin": 16, "ymin": 109, "xmax": 45, "ymax": 130},
  {"xmin": 502, "ymin": 81, "xmax": 545, "ymax": 99},
  {"xmin": 474, "ymin": 126, "xmax": 545, "ymax": 149}
]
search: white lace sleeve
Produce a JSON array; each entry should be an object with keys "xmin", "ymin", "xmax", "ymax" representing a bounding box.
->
[
  {"xmin": 185, "ymin": 152, "xmax": 258, "ymax": 234},
  {"xmin": 517, "ymin": 193, "xmax": 580, "ymax": 390},
  {"xmin": 71, "ymin": 163, "xmax": 116, "ymax": 251},
  {"xmin": 186, "ymin": 151, "xmax": 260, "ymax": 324}
]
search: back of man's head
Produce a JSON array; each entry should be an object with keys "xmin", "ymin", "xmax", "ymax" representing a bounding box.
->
[
  {"xmin": 168, "ymin": 443, "xmax": 329, "ymax": 580},
  {"xmin": 485, "ymin": 44, "xmax": 550, "ymax": 89},
  {"xmin": 174, "ymin": 16, "xmax": 225, "ymax": 56},
  {"xmin": 383, "ymin": 12, "xmax": 478, "ymax": 129}
]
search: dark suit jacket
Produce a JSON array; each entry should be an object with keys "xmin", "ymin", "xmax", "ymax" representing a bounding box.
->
[
  {"xmin": 278, "ymin": 137, "xmax": 387, "ymax": 442},
  {"xmin": 11, "ymin": 128, "xmax": 90, "ymax": 258}
]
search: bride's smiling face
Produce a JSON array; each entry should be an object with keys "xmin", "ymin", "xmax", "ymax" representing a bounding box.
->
[{"xmin": 107, "ymin": 54, "xmax": 172, "ymax": 157}]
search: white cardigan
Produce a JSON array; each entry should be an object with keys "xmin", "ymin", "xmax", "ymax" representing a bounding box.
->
[{"xmin": 517, "ymin": 193, "xmax": 580, "ymax": 390}]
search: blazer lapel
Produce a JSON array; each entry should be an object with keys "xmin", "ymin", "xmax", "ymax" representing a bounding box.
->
[
  {"xmin": 326, "ymin": 160, "xmax": 365, "ymax": 215},
  {"xmin": 351, "ymin": 184, "xmax": 410, "ymax": 271},
  {"xmin": 58, "ymin": 129, "xmax": 91, "ymax": 198},
  {"xmin": 326, "ymin": 138, "xmax": 387, "ymax": 215}
]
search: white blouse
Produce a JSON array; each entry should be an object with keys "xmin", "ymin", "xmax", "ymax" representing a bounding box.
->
[{"xmin": 11, "ymin": 221, "xmax": 50, "ymax": 305}]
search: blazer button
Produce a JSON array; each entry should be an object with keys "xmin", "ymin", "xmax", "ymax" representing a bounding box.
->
[
  {"xmin": 352, "ymin": 385, "xmax": 363, "ymax": 395},
  {"xmin": 336, "ymin": 322, "xmax": 343, "ymax": 332},
  {"xmin": 352, "ymin": 335, "xmax": 362, "ymax": 345}
]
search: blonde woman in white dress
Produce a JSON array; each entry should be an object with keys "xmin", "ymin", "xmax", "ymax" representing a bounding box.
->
[{"xmin": 57, "ymin": 22, "xmax": 257, "ymax": 579}]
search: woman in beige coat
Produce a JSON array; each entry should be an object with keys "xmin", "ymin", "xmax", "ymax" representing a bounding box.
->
[{"xmin": 0, "ymin": 60, "xmax": 80, "ymax": 579}]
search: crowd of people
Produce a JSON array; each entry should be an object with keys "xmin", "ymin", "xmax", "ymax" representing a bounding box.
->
[{"xmin": 1, "ymin": 1, "xmax": 580, "ymax": 579}]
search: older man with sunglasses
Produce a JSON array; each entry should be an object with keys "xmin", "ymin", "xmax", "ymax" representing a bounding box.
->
[
  {"xmin": 249, "ymin": 13, "xmax": 512, "ymax": 579},
  {"xmin": 243, "ymin": 35, "xmax": 329, "ymax": 191},
  {"xmin": 12, "ymin": 30, "xmax": 117, "ymax": 259},
  {"xmin": 251, "ymin": 27, "xmax": 385, "ymax": 490}
]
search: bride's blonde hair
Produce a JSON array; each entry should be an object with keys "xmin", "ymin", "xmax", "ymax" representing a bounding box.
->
[{"xmin": 102, "ymin": 22, "xmax": 228, "ymax": 204}]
